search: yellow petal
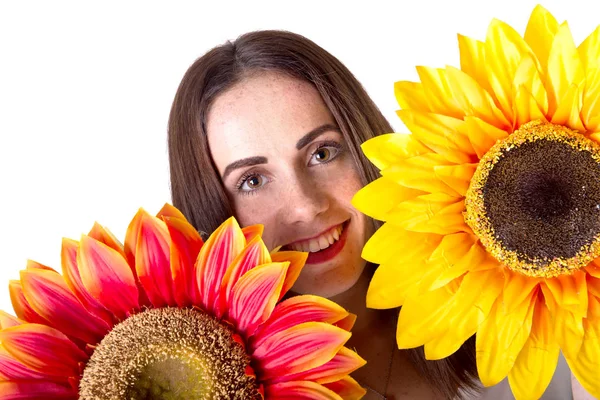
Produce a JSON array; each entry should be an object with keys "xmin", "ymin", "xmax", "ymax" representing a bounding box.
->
[
  {"xmin": 513, "ymin": 85, "xmax": 549, "ymax": 129},
  {"xmin": 433, "ymin": 163, "xmax": 477, "ymax": 196},
  {"xmin": 508, "ymin": 297, "xmax": 560, "ymax": 400},
  {"xmin": 502, "ymin": 270, "xmax": 540, "ymax": 314},
  {"xmin": 352, "ymin": 177, "xmax": 423, "ymax": 221},
  {"xmin": 362, "ymin": 223, "xmax": 441, "ymax": 266},
  {"xmin": 395, "ymin": 81, "xmax": 430, "ymax": 112},
  {"xmin": 541, "ymin": 284, "xmax": 584, "ymax": 358},
  {"xmin": 381, "ymin": 153, "xmax": 457, "ymax": 196},
  {"xmin": 361, "ymin": 133, "xmax": 429, "ymax": 171},
  {"xmin": 396, "ymin": 109, "xmax": 474, "ymax": 164},
  {"xmin": 544, "ymin": 270, "xmax": 588, "ymax": 317},
  {"xmin": 424, "ymin": 268, "xmax": 503, "ymax": 360},
  {"xmin": 445, "ymin": 66, "xmax": 510, "ymax": 129},
  {"xmin": 485, "ymin": 19, "xmax": 534, "ymax": 123},
  {"xmin": 578, "ymin": 25, "xmax": 600, "ymax": 71},
  {"xmin": 581, "ymin": 67, "xmax": 600, "ymax": 131},
  {"xmin": 367, "ymin": 259, "xmax": 426, "ymax": 309},
  {"xmin": 547, "ymin": 22, "xmax": 585, "ymax": 116},
  {"xmin": 459, "ymin": 116, "xmax": 509, "ymax": 159},
  {"xmin": 458, "ymin": 34, "xmax": 494, "ymax": 96},
  {"xmin": 389, "ymin": 193, "xmax": 468, "ymax": 235},
  {"xmin": 523, "ymin": 4, "xmax": 559, "ymax": 69},
  {"xmin": 565, "ymin": 295, "xmax": 600, "ymax": 398},
  {"xmin": 416, "ymin": 66, "xmax": 465, "ymax": 119},
  {"xmin": 512, "ymin": 54, "xmax": 549, "ymax": 118},
  {"xmin": 550, "ymin": 83, "xmax": 586, "ymax": 132},
  {"xmin": 428, "ymin": 237, "xmax": 487, "ymax": 291},
  {"xmin": 476, "ymin": 290, "xmax": 537, "ymax": 387}
]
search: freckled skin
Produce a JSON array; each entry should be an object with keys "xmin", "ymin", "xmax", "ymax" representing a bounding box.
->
[{"xmin": 207, "ymin": 72, "xmax": 373, "ymax": 298}]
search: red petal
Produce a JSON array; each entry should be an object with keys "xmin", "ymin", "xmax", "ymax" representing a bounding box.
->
[
  {"xmin": 78, "ymin": 235, "xmax": 139, "ymax": 320},
  {"xmin": 264, "ymin": 381, "xmax": 343, "ymax": 399},
  {"xmin": 271, "ymin": 251, "xmax": 308, "ymax": 299},
  {"xmin": 242, "ymin": 224, "xmax": 265, "ymax": 243},
  {"xmin": 163, "ymin": 216, "xmax": 204, "ymax": 307},
  {"xmin": 88, "ymin": 222, "xmax": 126, "ymax": 258},
  {"xmin": 196, "ymin": 217, "xmax": 245, "ymax": 313},
  {"xmin": 229, "ymin": 263, "xmax": 288, "ymax": 337},
  {"xmin": 0, "ymin": 345, "xmax": 57, "ymax": 381},
  {"xmin": 156, "ymin": 203, "xmax": 187, "ymax": 220},
  {"xmin": 253, "ymin": 322, "xmax": 351, "ymax": 380},
  {"xmin": 0, "ymin": 311, "xmax": 22, "ymax": 329},
  {"xmin": 135, "ymin": 212, "xmax": 175, "ymax": 307},
  {"xmin": 219, "ymin": 235, "xmax": 271, "ymax": 317},
  {"xmin": 0, "ymin": 324, "xmax": 87, "ymax": 378},
  {"xmin": 60, "ymin": 238, "xmax": 115, "ymax": 326},
  {"xmin": 0, "ymin": 381, "xmax": 76, "ymax": 400},
  {"xmin": 251, "ymin": 295, "xmax": 349, "ymax": 350},
  {"xmin": 323, "ymin": 376, "xmax": 366, "ymax": 400},
  {"xmin": 20, "ymin": 269, "xmax": 110, "ymax": 344},
  {"xmin": 124, "ymin": 208, "xmax": 145, "ymax": 267},
  {"xmin": 9, "ymin": 281, "xmax": 47, "ymax": 325}
]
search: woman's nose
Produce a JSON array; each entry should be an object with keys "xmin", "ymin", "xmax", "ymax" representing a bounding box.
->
[{"xmin": 280, "ymin": 177, "xmax": 330, "ymax": 224}]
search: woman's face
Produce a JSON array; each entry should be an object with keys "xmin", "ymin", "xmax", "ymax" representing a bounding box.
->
[{"xmin": 206, "ymin": 72, "xmax": 373, "ymax": 298}]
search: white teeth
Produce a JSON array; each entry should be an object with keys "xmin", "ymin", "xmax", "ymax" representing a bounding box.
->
[{"xmin": 287, "ymin": 224, "xmax": 344, "ymax": 253}]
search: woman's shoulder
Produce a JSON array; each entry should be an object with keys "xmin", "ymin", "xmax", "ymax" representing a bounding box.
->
[{"xmin": 460, "ymin": 352, "xmax": 572, "ymax": 400}]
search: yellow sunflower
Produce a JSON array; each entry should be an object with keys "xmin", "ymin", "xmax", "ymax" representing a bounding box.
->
[{"xmin": 353, "ymin": 5, "xmax": 600, "ymax": 400}]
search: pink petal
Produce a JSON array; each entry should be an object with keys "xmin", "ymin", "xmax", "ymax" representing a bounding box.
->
[
  {"xmin": 78, "ymin": 235, "xmax": 139, "ymax": 320},
  {"xmin": 252, "ymin": 322, "xmax": 351, "ymax": 380},
  {"xmin": 264, "ymin": 381, "xmax": 343, "ymax": 399},
  {"xmin": 0, "ymin": 381, "xmax": 76, "ymax": 400},
  {"xmin": 25, "ymin": 260, "xmax": 55, "ymax": 272},
  {"xmin": 271, "ymin": 251, "xmax": 308, "ymax": 299},
  {"xmin": 135, "ymin": 212, "xmax": 175, "ymax": 307},
  {"xmin": 0, "ymin": 324, "xmax": 87, "ymax": 378},
  {"xmin": 88, "ymin": 222, "xmax": 126, "ymax": 258},
  {"xmin": 0, "ymin": 345, "xmax": 57, "ymax": 381},
  {"xmin": 124, "ymin": 208, "xmax": 145, "ymax": 267},
  {"xmin": 272, "ymin": 347, "xmax": 366, "ymax": 384},
  {"xmin": 156, "ymin": 203, "xmax": 187, "ymax": 220},
  {"xmin": 0, "ymin": 311, "xmax": 22, "ymax": 329},
  {"xmin": 163, "ymin": 216, "xmax": 204, "ymax": 307},
  {"xmin": 196, "ymin": 217, "xmax": 245, "ymax": 313},
  {"xmin": 323, "ymin": 376, "xmax": 367, "ymax": 400},
  {"xmin": 20, "ymin": 269, "xmax": 110, "ymax": 345},
  {"xmin": 251, "ymin": 295, "xmax": 349, "ymax": 350},
  {"xmin": 241, "ymin": 224, "xmax": 264, "ymax": 243},
  {"xmin": 60, "ymin": 238, "xmax": 115, "ymax": 326},
  {"xmin": 9, "ymin": 281, "xmax": 47, "ymax": 325},
  {"xmin": 229, "ymin": 262, "xmax": 288, "ymax": 338},
  {"xmin": 219, "ymin": 235, "xmax": 271, "ymax": 317}
]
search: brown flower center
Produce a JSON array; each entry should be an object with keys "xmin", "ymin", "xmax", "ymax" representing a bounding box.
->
[
  {"xmin": 79, "ymin": 307, "xmax": 261, "ymax": 400},
  {"xmin": 465, "ymin": 120, "xmax": 600, "ymax": 277}
]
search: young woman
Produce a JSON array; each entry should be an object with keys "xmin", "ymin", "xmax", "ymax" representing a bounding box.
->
[{"xmin": 167, "ymin": 30, "xmax": 576, "ymax": 399}]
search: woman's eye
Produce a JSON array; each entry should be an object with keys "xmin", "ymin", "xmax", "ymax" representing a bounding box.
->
[
  {"xmin": 239, "ymin": 174, "xmax": 266, "ymax": 191},
  {"xmin": 309, "ymin": 146, "xmax": 340, "ymax": 166}
]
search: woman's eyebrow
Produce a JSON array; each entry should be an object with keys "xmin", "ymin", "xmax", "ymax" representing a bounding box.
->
[
  {"xmin": 296, "ymin": 124, "xmax": 341, "ymax": 150},
  {"xmin": 222, "ymin": 156, "xmax": 268, "ymax": 180}
]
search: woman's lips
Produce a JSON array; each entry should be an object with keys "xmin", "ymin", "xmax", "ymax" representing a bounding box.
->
[{"xmin": 283, "ymin": 221, "xmax": 349, "ymax": 265}]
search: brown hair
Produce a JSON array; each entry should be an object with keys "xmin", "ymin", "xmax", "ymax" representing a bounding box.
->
[{"xmin": 168, "ymin": 30, "xmax": 478, "ymax": 397}]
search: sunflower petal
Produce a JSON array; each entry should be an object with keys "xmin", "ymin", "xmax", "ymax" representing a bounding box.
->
[
  {"xmin": 270, "ymin": 251, "xmax": 307, "ymax": 299},
  {"xmin": 230, "ymin": 262, "xmax": 288, "ymax": 337},
  {"xmin": 395, "ymin": 81, "xmax": 430, "ymax": 112},
  {"xmin": 251, "ymin": 295, "xmax": 349, "ymax": 350},
  {"xmin": 382, "ymin": 153, "xmax": 457, "ymax": 196},
  {"xmin": 424, "ymin": 268, "xmax": 503, "ymax": 359},
  {"xmin": 352, "ymin": 176, "xmax": 423, "ymax": 221},
  {"xmin": 60, "ymin": 238, "xmax": 114, "ymax": 326},
  {"xmin": 0, "ymin": 345, "xmax": 53, "ymax": 380},
  {"xmin": 565, "ymin": 296, "xmax": 600, "ymax": 398},
  {"xmin": 578, "ymin": 25, "xmax": 600, "ymax": 71},
  {"xmin": 20, "ymin": 269, "xmax": 110, "ymax": 344},
  {"xmin": 0, "ymin": 311, "xmax": 21, "ymax": 329},
  {"xmin": 547, "ymin": 23, "xmax": 585, "ymax": 116},
  {"xmin": 460, "ymin": 116, "xmax": 509, "ymax": 159},
  {"xmin": 162, "ymin": 215, "xmax": 204, "ymax": 307},
  {"xmin": 502, "ymin": 270, "xmax": 540, "ymax": 314},
  {"xmin": 581, "ymin": 67, "xmax": 600, "ymax": 131},
  {"xmin": 541, "ymin": 285, "xmax": 584, "ymax": 358},
  {"xmin": 0, "ymin": 381, "xmax": 76, "ymax": 400},
  {"xmin": 513, "ymin": 55, "xmax": 549, "ymax": 118},
  {"xmin": 9, "ymin": 281, "xmax": 47, "ymax": 325},
  {"xmin": 458, "ymin": 34, "xmax": 494, "ymax": 96},
  {"xmin": 272, "ymin": 346, "xmax": 366, "ymax": 384},
  {"xmin": 323, "ymin": 376, "xmax": 366, "ymax": 400},
  {"xmin": 550, "ymin": 83, "xmax": 586, "ymax": 132},
  {"xmin": 476, "ymin": 290, "xmax": 537, "ymax": 387},
  {"xmin": 508, "ymin": 298, "xmax": 560, "ymax": 400},
  {"xmin": 264, "ymin": 381, "xmax": 343, "ymax": 400},
  {"xmin": 433, "ymin": 163, "xmax": 477, "ymax": 196},
  {"xmin": 87, "ymin": 222, "xmax": 125, "ymax": 258},
  {"xmin": 196, "ymin": 217, "xmax": 245, "ymax": 313},
  {"xmin": 415, "ymin": 66, "xmax": 464, "ymax": 119},
  {"xmin": 389, "ymin": 193, "xmax": 468, "ymax": 235},
  {"xmin": 524, "ymin": 4, "xmax": 559, "ymax": 69},
  {"xmin": 396, "ymin": 109, "xmax": 474, "ymax": 164},
  {"xmin": 253, "ymin": 322, "xmax": 350, "ymax": 380},
  {"xmin": 334, "ymin": 313, "xmax": 357, "ymax": 332},
  {"xmin": 544, "ymin": 270, "xmax": 588, "ymax": 316},
  {"xmin": 241, "ymin": 224, "xmax": 264, "ymax": 243},
  {"xmin": 360, "ymin": 133, "xmax": 430, "ymax": 171},
  {"xmin": 513, "ymin": 84, "xmax": 549, "ymax": 128},
  {"xmin": 428, "ymin": 235, "xmax": 487, "ymax": 291},
  {"xmin": 156, "ymin": 203, "xmax": 187, "ymax": 220},
  {"xmin": 0, "ymin": 324, "xmax": 87, "ymax": 378},
  {"xmin": 78, "ymin": 235, "xmax": 139, "ymax": 320}
]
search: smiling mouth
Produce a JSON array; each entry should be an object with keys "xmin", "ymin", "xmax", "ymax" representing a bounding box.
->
[{"xmin": 282, "ymin": 221, "xmax": 349, "ymax": 265}]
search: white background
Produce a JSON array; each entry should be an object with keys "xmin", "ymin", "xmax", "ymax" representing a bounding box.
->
[{"xmin": 0, "ymin": 0, "xmax": 597, "ymax": 312}]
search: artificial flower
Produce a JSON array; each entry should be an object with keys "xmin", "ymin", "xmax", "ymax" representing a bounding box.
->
[
  {"xmin": 353, "ymin": 5, "xmax": 600, "ymax": 399},
  {"xmin": 0, "ymin": 204, "xmax": 365, "ymax": 399}
]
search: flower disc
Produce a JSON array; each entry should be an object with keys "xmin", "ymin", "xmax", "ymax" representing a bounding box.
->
[
  {"xmin": 79, "ymin": 307, "xmax": 261, "ymax": 400},
  {"xmin": 465, "ymin": 121, "xmax": 600, "ymax": 277}
]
